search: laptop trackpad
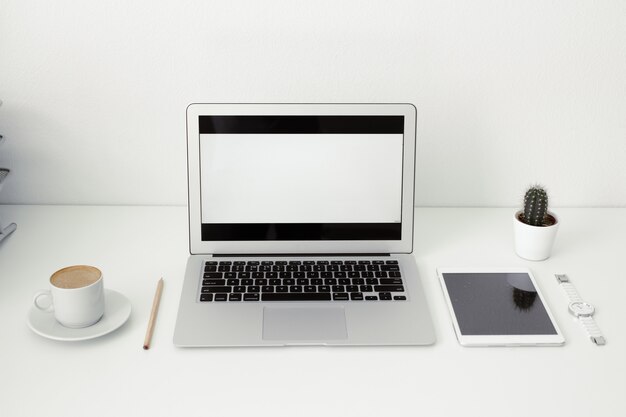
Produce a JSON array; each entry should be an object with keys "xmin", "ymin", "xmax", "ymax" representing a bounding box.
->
[{"xmin": 263, "ymin": 307, "xmax": 348, "ymax": 341}]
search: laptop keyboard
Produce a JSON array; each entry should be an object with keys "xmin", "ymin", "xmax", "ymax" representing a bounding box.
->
[{"xmin": 198, "ymin": 259, "xmax": 407, "ymax": 302}]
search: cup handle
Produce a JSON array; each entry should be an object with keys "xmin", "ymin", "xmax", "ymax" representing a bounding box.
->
[{"xmin": 33, "ymin": 290, "xmax": 54, "ymax": 312}]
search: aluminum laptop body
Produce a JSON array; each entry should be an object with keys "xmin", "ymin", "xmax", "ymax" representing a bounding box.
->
[{"xmin": 173, "ymin": 103, "xmax": 436, "ymax": 346}]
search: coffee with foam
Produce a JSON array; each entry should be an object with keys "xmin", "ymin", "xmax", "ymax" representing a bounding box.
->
[{"xmin": 51, "ymin": 265, "xmax": 101, "ymax": 289}]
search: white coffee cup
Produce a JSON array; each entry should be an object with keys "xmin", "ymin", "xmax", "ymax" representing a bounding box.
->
[{"xmin": 33, "ymin": 265, "xmax": 105, "ymax": 328}]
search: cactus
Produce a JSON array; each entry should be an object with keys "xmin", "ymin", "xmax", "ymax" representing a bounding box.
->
[{"xmin": 522, "ymin": 186, "xmax": 549, "ymax": 226}]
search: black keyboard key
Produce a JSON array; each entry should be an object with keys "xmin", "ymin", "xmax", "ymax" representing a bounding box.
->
[
  {"xmin": 227, "ymin": 279, "xmax": 239, "ymax": 286},
  {"xmin": 233, "ymin": 286, "xmax": 246, "ymax": 293},
  {"xmin": 269, "ymin": 278, "xmax": 281, "ymax": 285},
  {"xmin": 244, "ymin": 293, "xmax": 260, "ymax": 301},
  {"xmin": 333, "ymin": 293, "xmax": 349, "ymax": 301},
  {"xmin": 381, "ymin": 265, "xmax": 400, "ymax": 271},
  {"xmin": 218, "ymin": 261, "xmax": 232, "ymax": 266},
  {"xmin": 307, "ymin": 272, "xmax": 320, "ymax": 279},
  {"xmin": 380, "ymin": 279, "xmax": 403, "ymax": 285},
  {"xmin": 200, "ymin": 294, "xmax": 213, "ymax": 302},
  {"xmin": 352, "ymin": 278, "xmax": 365, "ymax": 285},
  {"xmin": 311, "ymin": 278, "xmax": 323, "ymax": 285},
  {"xmin": 255, "ymin": 279, "xmax": 268, "ymax": 286},
  {"xmin": 372, "ymin": 260, "xmax": 385, "ymax": 265},
  {"xmin": 205, "ymin": 261, "xmax": 218, "ymax": 266},
  {"xmin": 366, "ymin": 278, "xmax": 379, "ymax": 285},
  {"xmin": 375, "ymin": 271, "xmax": 388, "ymax": 278},
  {"xmin": 379, "ymin": 293, "xmax": 392, "ymax": 300},
  {"xmin": 205, "ymin": 286, "xmax": 231, "ymax": 293},
  {"xmin": 360, "ymin": 285, "xmax": 373, "ymax": 292},
  {"xmin": 262, "ymin": 293, "xmax": 331, "ymax": 301},
  {"xmin": 297, "ymin": 278, "xmax": 309, "ymax": 285},
  {"xmin": 204, "ymin": 265, "xmax": 217, "ymax": 272},
  {"xmin": 325, "ymin": 278, "xmax": 337, "ymax": 285},
  {"xmin": 290, "ymin": 285, "xmax": 303, "ymax": 292},
  {"xmin": 262, "ymin": 286, "xmax": 274, "ymax": 293},
  {"xmin": 304, "ymin": 285, "xmax": 316, "ymax": 293},
  {"xmin": 238, "ymin": 272, "xmax": 251, "ymax": 279},
  {"xmin": 203, "ymin": 279, "xmax": 225, "ymax": 286},
  {"xmin": 335, "ymin": 272, "xmax": 347, "ymax": 278},
  {"xmin": 365, "ymin": 295, "xmax": 378, "ymax": 300},
  {"xmin": 389, "ymin": 271, "xmax": 402, "ymax": 278},
  {"xmin": 266, "ymin": 272, "xmax": 278, "ymax": 278},
  {"xmin": 283, "ymin": 279, "xmax": 295, "ymax": 285},
  {"xmin": 275, "ymin": 261, "xmax": 288, "ymax": 266},
  {"xmin": 374, "ymin": 285, "xmax": 405, "ymax": 292},
  {"xmin": 318, "ymin": 285, "xmax": 331, "ymax": 293},
  {"xmin": 204, "ymin": 272, "xmax": 223, "ymax": 279},
  {"xmin": 248, "ymin": 286, "xmax": 260, "ymax": 293},
  {"xmin": 293, "ymin": 272, "xmax": 306, "ymax": 278},
  {"xmin": 338, "ymin": 278, "xmax": 350, "ymax": 285},
  {"xmin": 276, "ymin": 286, "xmax": 288, "ymax": 293},
  {"xmin": 229, "ymin": 294, "xmax": 242, "ymax": 301},
  {"xmin": 332, "ymin": 285, "xmax": 344, "ymax": 292},
  {"xmin": 261, "ymin": 261, "xmax": 274, "ymax": 265},
  {"xmin": 224, "ymin": 272, "xmax": 237, "ymax": 279},
  {"xmin": 394, "ymin": 295, "xmax": 407, "ymax": 301},
  {"xmin": 350, "ymin": 293, "xmax": 364, "ymax": 300},
  {"xmin": 214, "ymin": 294, "xmax": 228, "ymax": 301},
  {"xmin": 346, "ymin": 285, "xmax": 359, "ymax": 292},
  {"xmin": 241, "ymin": 279, "xmax": 253, "ymax": 286},
  {"xmin": 385, "ymin": 260, "xmax": 399, "ymax": 264},
  {"xmin": 252, "ymin": 272, "xmax": 264, "ymax": 278},
  {"xmin": 218, "ymin": 265, "xmax": 231, "ymax": 272}
]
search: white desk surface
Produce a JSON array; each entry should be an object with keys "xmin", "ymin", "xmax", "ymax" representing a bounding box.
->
[{"xmin": 0, "ymin": 205, "xmax": 624, "ymax": 417}]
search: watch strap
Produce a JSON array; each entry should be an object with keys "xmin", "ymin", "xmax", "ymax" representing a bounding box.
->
[
  {"xmin": 555, "ymin": 274, "xmax": 583, "ymax": 303},
  {"xmin": 579, "ymin": 316, "xmax": 606, "ymax": 345}
]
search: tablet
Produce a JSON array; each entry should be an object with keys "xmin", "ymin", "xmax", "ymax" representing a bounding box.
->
[{"xmin": 437, "ymin": 267, "xmax": 564, "ymax": 346}]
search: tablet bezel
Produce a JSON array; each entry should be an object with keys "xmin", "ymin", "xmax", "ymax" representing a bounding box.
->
[{"xmin": 437, "ymin": 267, "xmax": 564, "ymax": 347}]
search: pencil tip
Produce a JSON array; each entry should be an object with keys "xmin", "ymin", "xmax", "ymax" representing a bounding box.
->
[{"xmin": 143, "ymin": 345, "xmax": 149, "ymax": 350}]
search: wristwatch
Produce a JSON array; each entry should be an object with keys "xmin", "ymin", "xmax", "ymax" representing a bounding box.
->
[{"xmin": 555, "ymin": 274, "xmax": 606, "ymax": 345}]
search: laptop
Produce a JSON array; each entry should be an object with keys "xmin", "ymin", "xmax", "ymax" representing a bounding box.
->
[{"xmin": 173, "ymin": 103, "xmax": 436, "ymax": 346}]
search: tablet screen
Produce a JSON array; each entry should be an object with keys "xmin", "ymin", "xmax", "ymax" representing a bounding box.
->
[{"xmin": 441, "ymin": 272, "xmax": 557, "ymax": 335}]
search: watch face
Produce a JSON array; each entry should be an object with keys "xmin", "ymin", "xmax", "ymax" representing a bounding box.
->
[{"xmin": 569, "ymin": 302, "xmax": 595, "ymax": 317}]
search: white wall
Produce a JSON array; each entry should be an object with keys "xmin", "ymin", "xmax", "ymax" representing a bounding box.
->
[{"xmin": 1, "ymin": 0, "xmax": 624, "ymax": 207}]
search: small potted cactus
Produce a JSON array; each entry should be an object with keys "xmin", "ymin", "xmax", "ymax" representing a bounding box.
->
[{"xmin": 513, "ymin": 185, "xmax": 559, "ymax": 261}]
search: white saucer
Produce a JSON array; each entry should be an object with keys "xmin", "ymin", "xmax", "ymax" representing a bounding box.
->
[{"xmin": 27, "ymin": 289, "xmax": 132, "ymax": 341}]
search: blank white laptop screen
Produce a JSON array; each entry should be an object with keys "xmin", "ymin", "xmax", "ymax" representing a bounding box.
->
[{"xmin": 197, "ymin": 115, "xmax": 404, "ymax": 241}]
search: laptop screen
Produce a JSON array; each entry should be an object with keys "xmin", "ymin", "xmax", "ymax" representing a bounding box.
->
[{"xmin": 198, "ymin": 115, "xmax": 404, "ymax": 241}]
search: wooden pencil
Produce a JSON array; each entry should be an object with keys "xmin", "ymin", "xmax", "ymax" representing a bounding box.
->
[{"xmin": 143, "ymin": 278, "xmax": 164, "ymax": 350}]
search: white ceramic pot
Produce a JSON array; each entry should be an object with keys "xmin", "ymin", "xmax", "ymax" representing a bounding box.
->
[{"xmin": 513, "ymin": 210, "xmax": 559, "ymax": 261}]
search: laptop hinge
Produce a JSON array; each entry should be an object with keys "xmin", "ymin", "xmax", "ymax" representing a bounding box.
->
[{"xmin": 212, "ymin": 253, "xmax": 391, "ymax": 258}]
